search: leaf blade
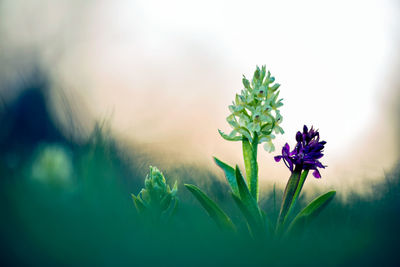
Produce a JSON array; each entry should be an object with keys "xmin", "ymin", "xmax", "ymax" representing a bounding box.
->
[
  {"xmin": 234, "ymin": 166, "xmax": 265, "ymax": 236},
  {"xmin": 131, "ymin": 194, "xmax": 146, "ymax": 214},
  {"xmin": 287, "ymin": 190, "xmax": 336, "ymax": 235},
  {"xmin": 213, "ymin": 157, "xmax": 239, "ymax": 196},
  {"xmin": 184, "ymin": 184, "xmax": 236, "ymax": 231}
]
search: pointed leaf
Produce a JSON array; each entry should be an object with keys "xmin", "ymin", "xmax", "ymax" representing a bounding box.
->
[
  {"xmin": 231, "ymin": 193, "xmax": 261, "ymax": 237},
  {"xmin": 184, "ymin": 184, "xmax": 236, "ymax": 231},
  {"xmin": 160, "ymin": 194, "xmax": 172, "ymax": 211},
  {"xmin": 131, "ymin": 194, "xmax": 146, "ymax": 214},
  {"xmin": 287, "ymin": 191, "xmax": 336, "ymax": 235},
  {"xmin": 234, "ymin": 166, "xmax": 265, "ymax": 236},
  {"xmin": 163, "ymin": 197, "xmax": 179, "ymax": 222},
  {"xmin": 213, "ymin": 157, "xmax": 239, "ymax": 196}
]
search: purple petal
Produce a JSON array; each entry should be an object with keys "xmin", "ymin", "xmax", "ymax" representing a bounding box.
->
[
  {"xmin": 296, "ymin": 131, "xmax": 302, "ymax": 142},
  {"xmin": 312, "ymin": 169, "xmax": 321, "ymax": 178},
  {"xmin": 303, "ymin": 125, "xmax": 308, "ymax": 134},
  {"xmin": 274, "ymin": 156, "xmax": 282, "ymax": 162},
  {"xmin": 283, "ymin": 143, "xmax": 290, "ymax": 153}
]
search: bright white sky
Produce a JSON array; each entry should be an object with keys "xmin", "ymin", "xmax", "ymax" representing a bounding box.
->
[{"xmin": 1, "ymin": 0, "xmax": 399, "ymax": 195}]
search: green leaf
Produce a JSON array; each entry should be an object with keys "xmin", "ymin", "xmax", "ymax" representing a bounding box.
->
[
  {"xmin": 171, "ymin": 180, "xmax": 178, "ymax": 195},
  {"xmin": 169, "ymin": 198, "xmax": 179, "ymax": 218},
  {"xmin": 131, "ymin": 194, "xmax": 146, "ymax": 214},
  {"xmin": 287, "ymin": 191, "xmax": 336, "ymax": 235},
  {"xmin": 242, "ymin": 138, "xmax": 259, "ymax": 200},
  {"xmin": 231, "ymin": 193, "xmax": 260, "ymax": 238},
  {"xmin": 160, "ymin": 193, "xmax": 172, "ymax": 211},
  {"xmin": 213, "ymin": 157, "xmax": 239, "ymax": 196},
  {"xmin": 233, "ymin": 166, "xmax": 265, "ymax": 236},
  {"xmin": 163, "ymin": 197, "xmax": 179, "ymax": 222},
  {"xmin": 184, "ymin": 184, "xmax": 236, "ymax": 231},
  {"xmin": 218, "ymin": 129, "xmax": 242, "ymax": 141}
]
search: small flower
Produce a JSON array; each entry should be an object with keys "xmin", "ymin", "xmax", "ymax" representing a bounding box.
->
[
  {"xmin": 219, "ymin": 65, "xmax": 284, "ymax": 151},
  {"xmin": 274, "ymin": 125, "xmax": 327, "ymax": 178}
]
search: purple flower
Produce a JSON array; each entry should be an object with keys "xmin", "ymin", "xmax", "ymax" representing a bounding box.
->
[{"xmin": 274, "ymin": 125, "xmax": 326, "ymax": 178}]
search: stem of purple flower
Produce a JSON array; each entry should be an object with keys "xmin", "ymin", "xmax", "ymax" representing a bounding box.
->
[
  {"xmin": 285, "ymin": 169, "xmax": 309, "ymax": 223},
  {"xmin": 276, "ymin": 165, "xmax": 303, "ymax": 234}
]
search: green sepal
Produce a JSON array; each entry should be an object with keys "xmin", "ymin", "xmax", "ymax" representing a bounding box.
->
[
  {"xmin": 184, "ymin": 184, "xmax": 236, "ymax": 232},
  {"xmin": 270, "ymin": 83, "xmax": 280, "ymax": 92},
  {"xmin": 242, "ymin": 76, "xmax": 251, "ymax": 90},
  {"xmin": 213, "ymin": 157, "xmax": 239, "ymax": 196},
  {"xmin": 286, "ymin": 191, "xmax": 336, "ymax": 235}
]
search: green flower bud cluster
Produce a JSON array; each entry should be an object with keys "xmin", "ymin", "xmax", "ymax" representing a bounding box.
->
[
  {"xmin": 131, "ymin": 166, "xmax": 178, "ymax": 222},
  {"xmin": 219, "ymin": 65, "xmax": 284, "ymax": 152}
]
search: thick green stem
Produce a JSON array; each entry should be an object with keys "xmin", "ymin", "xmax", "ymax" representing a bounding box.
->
[
  {"xmin": 286, "ymin": 169, "xmax": 309, "ymax": 220},
  {"xmin": 276, "ymin": 166, "xmax": 302, "ymax": 233},
  {"xmin": 242, "ymin": 133, "xmax": 259, "ymax": 201}
]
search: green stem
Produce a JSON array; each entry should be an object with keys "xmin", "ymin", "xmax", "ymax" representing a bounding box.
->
[
  {"xmin": 242, "ymin": 133, "xmax": 259, "ymax": 201},
  {"xmin": 286, "ymin": 169, "xmax": 309, "ymax": 220},
  {"xmin": 276, "ymin": 166, "xmax": 302, "ymax": 233}
]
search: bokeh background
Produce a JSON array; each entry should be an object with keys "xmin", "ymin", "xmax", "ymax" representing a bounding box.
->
[
  {"xmin": 1, "ymin": 0, "xmax": 399, "ymax": 197},
  {"xmin": 0, "ymin": 1, "xmax": 399, "ymax": 265},
  {"xmin": 0, "ymin": 0, "xmax": 400, "ymax": 195}
]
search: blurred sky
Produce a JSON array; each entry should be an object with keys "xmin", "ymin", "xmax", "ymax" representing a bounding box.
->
[{"xmin": 0, "ymin": 0, "xmax": 399, "ymax": 195}]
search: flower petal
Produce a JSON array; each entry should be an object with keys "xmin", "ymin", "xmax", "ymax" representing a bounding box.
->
[{"xmin": 312, "ymin": 169, "xmax": 321, "ymax": 178}]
